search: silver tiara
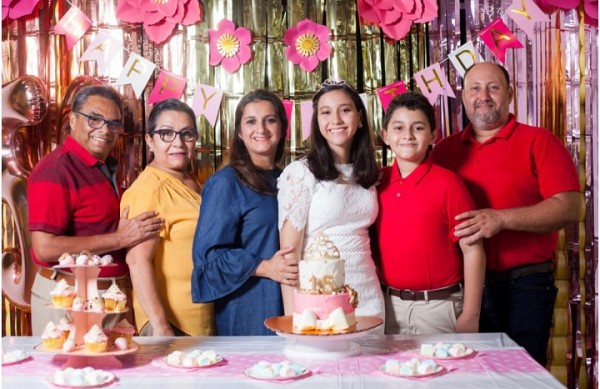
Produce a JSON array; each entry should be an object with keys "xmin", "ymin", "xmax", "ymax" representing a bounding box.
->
[{"xmin": 321, "ymin": 79, "xmax": 348, "ymax": 88}]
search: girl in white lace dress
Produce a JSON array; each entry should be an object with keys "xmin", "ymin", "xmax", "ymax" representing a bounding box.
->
[{"xmin": 278, "ymin": 80, "xmax": 385, "ymax": 322}]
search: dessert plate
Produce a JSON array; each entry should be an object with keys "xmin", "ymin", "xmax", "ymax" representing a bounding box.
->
[
  {"xmin": 2, "ymin": 352, "xmax": 31, "ymax": 366},
  {"xmin": 379, "ymin": 364, "xmax": 445, "ymax": 378},
  {"xmin": 49, "ymin": 371, "xmax": 115, "ymax": 388},
  {"xmin": 162, "ymin": 355, "xmax": 224, "ymax": 368},
  {"xmin": 420, "ymin": 347, "xmax": 475, "ymax": 360},
  {"xmin": 244, "ymin": 367, "xmax": 311, "ymax": 381}
]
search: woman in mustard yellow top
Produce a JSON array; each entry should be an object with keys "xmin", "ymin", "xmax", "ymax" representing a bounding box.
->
[{"xmin": 121, "ymin": 99, "xmax": 215, "ymax": 336}]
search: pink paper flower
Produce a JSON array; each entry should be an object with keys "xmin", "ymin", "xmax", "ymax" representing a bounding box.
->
[
  {"xmin": 534, "ymin": 0, "xmax": 597, "ymax": 26},
  {"xmin": 357, "ymin": 0, "xmax": 438, "ymax": 41},
  {"xmin": 209, "ymin": 19, "xmax": 252, "ymax": 73},
  {"xmin": 284, "ymin": 19, "xmax": 331, "ymax": 73},
  {"xmin": 116, "ymin": 0, "xmax": 202, "ymax": 45},
  {"xmin": 2, "ymin": 0, "xmax": 40, "ymax": 20}
]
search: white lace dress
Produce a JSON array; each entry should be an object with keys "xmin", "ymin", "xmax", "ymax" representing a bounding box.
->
[{"xmin": 278, "ymin": 159, "xmax": 385, "ymax": 321}]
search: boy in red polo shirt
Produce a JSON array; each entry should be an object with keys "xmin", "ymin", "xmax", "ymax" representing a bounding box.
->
[{"xmin": 375, "ymin": 92, "xmax": 485, "ymax": 334}]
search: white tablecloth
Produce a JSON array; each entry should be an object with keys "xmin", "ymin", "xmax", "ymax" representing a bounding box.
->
[{"xmin": 2, "ymin": 332, "xmax": 565, "ymax": 388}]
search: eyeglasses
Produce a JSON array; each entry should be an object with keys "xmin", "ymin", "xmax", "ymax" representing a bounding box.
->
[
  {"xmin": 74, "ymin": 110, "xmax": 123, "ymax": 133},
  {"xmin": 150, "ymin": 129, "xmax": 197, "ymax": 143}
]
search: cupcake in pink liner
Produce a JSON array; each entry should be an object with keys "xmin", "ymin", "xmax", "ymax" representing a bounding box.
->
[
  {"xmin": 109, "ymin": 319, "xmax": 135, "ymax": 347},
  {"xmin": 50, "ymin": 279, "xmax": 75, "ymax": 308},
  {"xmin": 41, "ymin": 321, "xmax": 66, "ymax": 350},
  {"xmin": 101, "ymin": 283, "xmax": 127, "ymax": 311},
  {"xmin": 58, "ymin": 253, "xmax": 75, "ymax": 266},
  {"xmin": 84, "ymin": 325, "xmax": 108, "ymax": 353}
]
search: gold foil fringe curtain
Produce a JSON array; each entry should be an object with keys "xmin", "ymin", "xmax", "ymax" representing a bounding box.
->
[{"xmin": 1, "ymin": 1, "xmax": 597, "ymax": 386}]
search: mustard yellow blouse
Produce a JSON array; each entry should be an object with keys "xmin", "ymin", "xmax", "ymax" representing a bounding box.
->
[{"xmin": 121, "ymin": 166, "xmax": 215, "ymax": 336}]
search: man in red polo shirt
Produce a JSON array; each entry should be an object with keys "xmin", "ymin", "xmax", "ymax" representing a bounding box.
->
[
  {"xmin": 430, "ymin": 62, "xmax": 580, "ymax": 366},
  {"xmin": 376, "ymin": 92, "xmax": 485, "ymax": 335},
  {"xmin": 28, "ymin": 85, "xmax": 164, "ymax": 335}
]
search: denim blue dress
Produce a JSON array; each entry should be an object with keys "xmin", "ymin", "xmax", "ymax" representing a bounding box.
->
[{"xmin": 192, "ymin": 166, "xmax": 283, "ymax": 335}]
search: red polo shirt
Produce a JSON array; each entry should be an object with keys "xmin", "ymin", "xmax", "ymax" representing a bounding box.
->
[
  {"xmin": 376, "ymin": 158, "xmax": 477, "ymax": 290},
  {"xmin": 28, "ymin": 136, "xmax": 127, "ymax": 277},
  {"xmin": 430, "ymin": 115, "xmax": 580, "ymax": 272}
]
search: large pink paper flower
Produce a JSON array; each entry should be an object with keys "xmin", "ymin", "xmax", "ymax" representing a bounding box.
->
[
  {"xmin": 534, "ymin": 0, "xmax": 597, "ymax": 26},
  {"xmin": 284, "ymin": 19, "xmax": 331, "ymax": 73},
  {"xmin": 2, "ymin": 0, "xmax": 40, "ymax": 20},
  {"xmin": 358, "ymin": 0, "xmax": 438, "ymax": 41},
  {"xmin": 209, "ymin": 19, "xmax": 252, "ymax": 73},
  {"xmin": 116, "ymin": 0, "xmax": 202, "ymax": 45}
]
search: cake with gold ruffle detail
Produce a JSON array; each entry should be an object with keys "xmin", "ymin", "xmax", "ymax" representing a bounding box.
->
[{"xmin": 292, "ymin": 232, "xmax": 358, "ymax": 333}]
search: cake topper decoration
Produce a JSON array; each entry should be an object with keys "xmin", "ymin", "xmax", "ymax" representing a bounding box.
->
[{"xmin": 303, "ymin": 231, "xmax": 340, "ymax": 260}]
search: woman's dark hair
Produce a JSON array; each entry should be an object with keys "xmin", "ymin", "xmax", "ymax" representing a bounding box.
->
[
  {"xmin": 147, "ymin": 98, "xmax": 198, "ymax": 134},
  {"xmin": 306, "ymin": 81, "xmax": 378, "ymax": 189},
  {"xmin": 382, "ymin": 91, "xmax": 436, "ymax": 131},
  {"xmin": 71, "ymin": 85, "xmax": 124, "ymax": 119},
  {"xmin": 229, "ymin": 89, "xmax": 288, "ymax": 195}
]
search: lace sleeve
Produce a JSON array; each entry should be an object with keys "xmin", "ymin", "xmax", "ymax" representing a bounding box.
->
[{"xmin": 277, "ymin": 160, "xmax": 315, "ymax": 231}]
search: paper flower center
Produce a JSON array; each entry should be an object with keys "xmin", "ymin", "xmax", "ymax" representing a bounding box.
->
[
  {"xmin": 295, "ymin": 33, "xmax": 320, "ymax": 57},
  {"xmin": 152, "ymin": 0, "xmax": 169, "ymax": 4},
  {"xmin": 217, "ymin": 33, "xmax": 240, "ymax": 58}
]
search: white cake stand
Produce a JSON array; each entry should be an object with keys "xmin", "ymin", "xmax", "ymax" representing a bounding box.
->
[{"xmin": 264, "ymin": 316, "xmax": 383, "ymax": 360}]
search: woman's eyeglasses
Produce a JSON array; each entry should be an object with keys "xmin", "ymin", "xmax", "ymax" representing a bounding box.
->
[
  {"xmin": 150, "ymin": 129, "xmax": 197, "ymax": 143},
  {"xmin": 74, "ymin": 111, "xmax": 123, "ymax": 133}
]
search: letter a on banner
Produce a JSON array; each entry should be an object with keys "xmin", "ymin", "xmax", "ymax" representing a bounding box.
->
[
  {"xmin": 148, "ymin": 70, "xmax": 187, "ymax": 104},
  {"xmin": 414, "ymin": 63, "xmax": 456, "ymax": 105},
  {"xmin": 115, "ymin": 54, "xmax": 156, "ymax": 98},
  {"xmin": 506, "ymin": 0, "xmax": 550, "ymax": 40},
  {"xmin": 191, "ymin": 84, "xmax": 224, "ymax": 126},
  {"xmin": 80, "ymin": 31, "xmax": 121, "ymax": 75},
  {"xmin": 448, "ymin": 42, "xmax": 479, "ymax": 78},
  {"xmin": 54, "ymin": 6, "xmax": 92, "ymax": 50},
  {"xmin": 479, "ymin": 18, "xmax": 524, "ymax": 63}
]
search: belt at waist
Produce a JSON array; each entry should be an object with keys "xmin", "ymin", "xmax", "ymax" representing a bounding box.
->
[
  {"xmin": 38, "ymin": 267, "xmax": 129, "ymax": 290},
  {"xmin": 487, "ymin": 261, "xmax": 553, "ymax": 283},
  {"xmin": 381, "ymin": 283, "xmax": 462, "ymax": 301}
]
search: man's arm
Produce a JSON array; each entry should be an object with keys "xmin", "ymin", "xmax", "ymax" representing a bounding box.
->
[
  {"xmin": 31, "ymin": 207, "xmax": 164, "ymax": 262},
  {"xmin": 453, "ymin": 191, "xmax": 580, "ymax": 245}
]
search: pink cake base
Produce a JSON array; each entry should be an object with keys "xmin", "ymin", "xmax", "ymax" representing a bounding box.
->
[{"xmin": 293, "ymin": 290, "xmax": 354, "ymax": 319}]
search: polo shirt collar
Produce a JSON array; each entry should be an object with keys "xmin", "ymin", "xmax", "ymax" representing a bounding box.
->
[
  {"xmin": 64, "ymin": 135, "xmax": 106, "ymax": 167},
  {"xmin": 390, "ymin": 155, "xmax": 432, "ymax": 185},
  {"xmin": 460, "ymin": 114, "xmax": 518, "ymax": 144}
]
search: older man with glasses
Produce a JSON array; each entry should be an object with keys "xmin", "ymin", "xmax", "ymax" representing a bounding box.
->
[{"xmin": 28, "ymin": 85, "xmax": 165, "ymax": 335}]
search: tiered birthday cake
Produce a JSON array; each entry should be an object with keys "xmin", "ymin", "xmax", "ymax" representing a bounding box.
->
[{"xmin": 292, "ymin": 232, "xmax": 358, "ymax": 333}]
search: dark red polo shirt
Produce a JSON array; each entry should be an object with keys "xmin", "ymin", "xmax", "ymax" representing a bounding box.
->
[
  {"xmin": 376, "ymin": 158, "xmax": 477, "ymax": 290},
  {"xmin": 430, "ymin": 115, "xmax": 580, "ymax": 272},
  {"xmin": 28, "ymin": 136, "xmax": 127, "ymax": 277}
]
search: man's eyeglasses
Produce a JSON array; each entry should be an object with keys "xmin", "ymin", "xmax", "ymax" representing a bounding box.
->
[
  {"xmin": 150, "ymin": 129, "xmax": 197, "ymax": 143},
  {"xmin": 74, "ymin": 110, "xmax": 123, "ymax": 134}
]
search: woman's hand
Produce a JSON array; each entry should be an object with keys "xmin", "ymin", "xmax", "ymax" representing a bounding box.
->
[{"xmin": 255, "ymin": 247, "xmax": 299, "ymax": 286}]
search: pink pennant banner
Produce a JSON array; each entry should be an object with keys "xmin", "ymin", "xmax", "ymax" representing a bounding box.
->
[
  {"xmin": 114, "ymin": 53, "xmax": 156, "ymax": 98},
  {"xmin": 53, "ymin": 6, "xmax": 92, "ymax": 50},
  {"xmin": 479, "ymin": 18, "xmax": 524, "ymax": 63},
  {"xmin": 148, "ymin": 70, "xmax": 187, "ymax": 104},
  {"xmin": 191, "ymin": 83, "xmax": 224, "ymax": 127},
  {"xmin": 282, "ymin": 100, "xmax": 293, "ymax": 140},
  {"xmin": 80, "ymin": 31, "xmax": 120, "ymax": 75},
  {"xmin": 414, "ymin": 63, "xmax": 456, "ymax": 105},
  {"xmin": 300, "ymin": 101, "xmax": 313, "ymax": 141},
  {"xmin": 376, "ymin": 80, "xmax": 407, "ymax": 112},
  {"xmin": 506, "ymin": 0, "xmax": 550, "ymax": 40},
  {"xmin": 448, "ymin": 41, "xmax": 479, "ymax": 78}
]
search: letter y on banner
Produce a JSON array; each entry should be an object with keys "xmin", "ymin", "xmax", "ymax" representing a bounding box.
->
[
  {"xmin": 506, "ymin": 0, "xmax": 550, "ymax": 40},
  {"xmin": 414, "ymin": 63, "xmax": 455, "ymax": 105},
  {"xmin": 115, "ymin": 54, "xmax": 156, "ymax": 98},
  {"xmin": 191, "ymin": 84, "xmax": 224, "ymax": 126}
]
